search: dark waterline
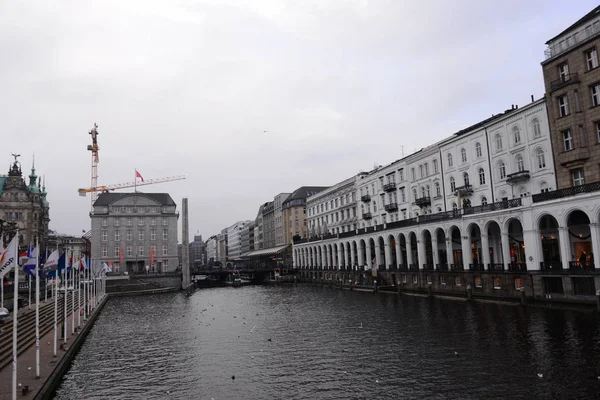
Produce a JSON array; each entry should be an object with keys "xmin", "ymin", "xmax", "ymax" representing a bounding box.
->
[{"xmin": 54, "ymin": 286, "xmax": 600, "ymax": 399}]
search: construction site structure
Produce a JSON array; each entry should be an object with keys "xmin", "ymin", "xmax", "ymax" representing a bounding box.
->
[
  {"xmin": 88, "ymin": 123, "xmax": 100, "ymax": 211},
  {"xmin": 78, "ymin": 175, "xmax": 186, "ymax": 196}
]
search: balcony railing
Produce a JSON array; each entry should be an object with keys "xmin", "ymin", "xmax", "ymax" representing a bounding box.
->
[
  {"xmin": 508, "ymin": 263, "xmax": 527, "ymax": 272},
  {"xmin": 545, "ymin": 22, "xmax": 600, "ymax": 60},
  {"xmin": 468, "ymin": 263, "xmax": 485, "ymax": 272},
  {"xmin": 436, "ymin": 263, "xmax": 449, "ymax": 271},
  {"xmin": 549, "ymin": 73, "xmax": 580, "ymax": 91},
  {"xmin": 415, "ymin": 196, "xmax": 431, "ymax": 207},
  {"xmin": 540, "ymin": 261, "xmax": 563, "ymax": 271},
  {"xmin": 450, "ymin": 264, "xmax": 464, "ymax": 271},
  {"xmin": 361, "ymin": 194, "xmax": 371, "ymax": 203},
  {"xmin": 454, "ymin": 184, "xmax": 473, "ymax": 197},
  {"xmin": 423, "ymin": 263, "xmax": 434, "ymax": 271},
  {"xmin": 409, "ymin": 264, "xmax": 419, "ymax": 271},
  {"xmin": 398, "ymin": 264, "xmax": 408, "ymax": 271},
  {"xmin": 384, "ymin": 203, "xmax": 398, "ymax": 212},
  {"xmin": 383, "ymin": 182, "xmax": 397, "ymax": 192},
  {"xmin": 463, "ymin": 198, "xmax": 522, "ymax": 215},
  {"xmin": 506, "ymin": 170, "xmax": 530, "ymax": 184},
  {"xmin": 378, "ymin": 264, "xmax": 386, "ymax": 271},
  {"xmin": 488, "ymin": 263, "xmax": 504, "ymax": 271},
  {"xmin": 388, "ymin": 264, "xmax": 397, "ymax": 271},
  {"xmin": 362, "ymin": 212, "xmax": 373, "ymax": 220},
  {"xmin": 568, "ymin": 261, "xmax": 595, "ymax": 272},
  {"xmin": 532, "ymin": 181, "xmax": 600, "ymax": 203}
]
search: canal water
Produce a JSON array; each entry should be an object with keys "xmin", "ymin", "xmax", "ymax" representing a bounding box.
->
[{"xmin": 54, "ymin": 286, "xmax": 600, "ymax": 399}]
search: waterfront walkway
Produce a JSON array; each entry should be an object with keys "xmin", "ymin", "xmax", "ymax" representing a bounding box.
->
[{"xmin": 0, "ymin": 296, "xmax": 106, "ymax": 399}]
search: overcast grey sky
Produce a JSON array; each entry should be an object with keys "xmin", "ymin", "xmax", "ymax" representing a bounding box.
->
[{"xmin": 1, "ymin": 0, "xmax": 597, "ymax": 241}]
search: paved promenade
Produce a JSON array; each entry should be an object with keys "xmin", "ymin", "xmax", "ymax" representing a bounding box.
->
[{"xmin": 0, "ymin": 296, "xmax": 105, "ymax": 399}]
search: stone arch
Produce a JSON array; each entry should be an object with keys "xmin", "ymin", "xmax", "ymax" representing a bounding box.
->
[
  {"xmin": 566, "ymin": 209, "xmax": 593, "ymax": 269},
  {"xmin": 448, "ymin": 225, "xmax": 462, "ymax": 267},
  {"xmin": 398, "ymin": 233, "xmax": 407, "ymax": 268},
  {"xmin": 388, "ymin": 234, "xmax": 397, "ymax": 269},
  {"xmin": 538, "ymin": 213, "xmax": 561, "ymax": 268},
  {"xmin": 467, "ymin": 222, "xmax": 482, "ymax": 267},
  {"xmin": 506, "ymin": 217, "xmax": 526, "ymax": 267},
  {"xmin": 377, "ymin": 236, "xmax": 386, "ymax": 270},
  {"xmin": 408, "ymin": 231, "xmax": 418, "ymax": 267},
  {"xmin": 422, "ymin": 228, "xmax": 433, "ymax": 267},
  {"xmin": 434, "ymin": 227, "xmax": 448, "ymax": 268},
  {"xmin": 484, "ymin": 220, "xmax": 503, "ymax": 266}
]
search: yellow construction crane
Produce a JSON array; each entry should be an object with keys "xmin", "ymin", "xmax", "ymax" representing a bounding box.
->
[{"xmin": 78, "ymin": 175, "xmax": 186, "ymax": 196}]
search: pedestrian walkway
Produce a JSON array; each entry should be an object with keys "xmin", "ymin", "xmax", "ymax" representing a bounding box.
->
[{"xmin": 0, "ymin": 295, "xmax": 105, "ymax": 399}]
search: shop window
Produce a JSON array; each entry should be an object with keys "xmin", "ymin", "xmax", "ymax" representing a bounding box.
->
[
  {"xmin": 514, "ymin": 278, "xmax": 524, "ymax": 291},
  {"xmin": 493, "ymin": 277, "xmax": 502, "ymax": 289},
  {"xmin": 440, "ymin": 275, "xmax": 447, "ymax": 286},
  {"xmin": 475, "ymin": 276, "xmax": 482, "ymax": 288}
]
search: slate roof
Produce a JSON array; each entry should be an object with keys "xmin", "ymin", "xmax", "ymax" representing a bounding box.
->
[
  {"xmin": 93, "ymin": 192, "xmax": 176, "ymax": 207},
  {"xmin": 284, "ymin": 186, "xmax": 329, "ymax": 203}
]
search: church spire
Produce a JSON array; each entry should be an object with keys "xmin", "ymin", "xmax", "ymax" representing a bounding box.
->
[{"xmin": 29, "ymin": 154, "xmax": 38, "ymax": 189}]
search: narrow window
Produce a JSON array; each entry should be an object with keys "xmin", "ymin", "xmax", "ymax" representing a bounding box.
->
[
  {"xmin": 591, "ymin": 84, "xmax": 600, "ymax": 107},
  {"xmin": 449, "ymin": 177, "xmax": 456, "ymax": 191},
  {"xmin": 478, "ymin": 168, "xmax": 485, "ymax": 185},
  {"xmin": 447, "ymin": 153, "xmax": 453, "ymax": 167},
  {"xmin": 495, "ymin": 134, "xmax": 503, "ymax": 151},
  {"xmin": 596, "ymin": 121, "xmax": 600, "ymax": 143},
  {"xmin": 433, "ymin": 159, "xmax": 438, "ymax": 173},
  {"xmin": 513, "ymin": 126, "xmax": 521, "ymax": 144},
  {"xmin": 563, "ymin": 129, "xmax": 573, "ymax": 151},
  {"xmin": 587, "ymin": 48, "xmax": 598, "ymax": 70},
  {"xmin": 558, "ymin": 95, "xmax": 569, "ymax": 117},
  {"xmin": 572, "ymin": 169, "xmax": 585, "ymax": 186},
  {"xmin": 499, "ymin": 162, "xmax": 506, "ymax": 179},
  {"xmin": 532, "ymin": 118, "xmax": 541, "ymax": 138},
  {"xmin": 463, "ymin": 172, "xmax": 470, "ymax": 186},
  {"xmin": 516, "ymin": 155, "xmax": 525, "ymax": 172},
  {"xmin": 435, "ymin": 182, "xmax": 441, "ymax": 197},
  {"xmin": 461, "ymin": 148, "xmax": 467, "ymax": 163},
  {"xmin": 481, "ymin": 196, "xmax": 488, "ymax": 205},
  {"xmin": 579, "ymin": 125, "xmax": 586, "ymax": 147},
  {"xmin": 475, "ymin": 142, "xmax": 482, "ymax": 157},
  {"xmin": 537, "ymin": 149, "xmax": 546, "ymax": 169}
]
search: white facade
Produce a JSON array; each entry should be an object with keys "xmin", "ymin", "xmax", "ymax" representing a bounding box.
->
[
  {"xmin": 226, "ymin": 220, "xmax": 251, "ymax": 259},
  {"xmin": 405, "ymin": 148, "xmax": 444, "ymax": 216},
  {"xmin": 206, "ymin": 235, "xmax": 218, "ymax": 264},
  {"xmin": 307, "ymin": 176, "xmax": 357, "ymax": 236}
]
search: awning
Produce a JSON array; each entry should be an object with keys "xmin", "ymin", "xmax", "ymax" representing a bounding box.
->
[{"xmin": 241, "ymin": 244, "xmax": 290, "ymax": 258}]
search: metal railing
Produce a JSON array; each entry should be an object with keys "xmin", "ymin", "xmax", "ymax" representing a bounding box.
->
[
  {"xmin": 463, "ymin": 198, "xmax": 521, "ymax": 215},
  {"xmin": 361, "ymin": 194, "xmax": 371, "ymax": 202},
  {"xmin": 549, "ymin": 73, "xmax": 580, "ymax": 91},
  {"xmin": 508, "ymin": 263, "xmax": 527, "ymax": 272},
  {"xmin": 568, "ymin": 261, "xmax": 595, "ymax": 272},
  {"xmin": 384, "ymin": 203, "xmax": 398, "ymax": 212},
  {"xmin": 532, "ymin": 181, "xmax": 600, "ymax": 203},
  {"xmin": 540, "ymin": 261, "xmax": 563, "ymax": 271},
  {"xmin": 488, "ymin": 263, "xmax": 504, "ymax": 271},
  {"xmin": 436, "ymin": 263, "xmax": 449, "ymax": 271},
  {"xmin": 468, "ymin": 263, "xmax": 485, "ymax": 271},
  {"xmin": 383, "ymin": 182, "xmax": 397, "ymax": 192},
  {"xmin": 423, "ymin": 263, "xmax": 434, "ymax": 271},
  {"xmin": 415, "ymin": 196, "xmax": 431, "ymax": 207},
  {"xmin": 506, "ymin": 170, "xmax": 531, "ymax": 184},
  {"xmin": 545, "ymin": 22, "xmax": 600, "ymax": 59},
  {"xmin": 362, "ymin": 212, "xmax": 373, "ymax": 220}
]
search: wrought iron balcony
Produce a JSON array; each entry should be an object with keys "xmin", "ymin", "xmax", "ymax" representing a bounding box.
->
[
  {"xmin": 423, "ymin": 263, "xmax": 434, "ymax": 271},
  {"xmin": 454, "ymin": 184, "xmax": 473, "ymax": 197},
  {"xmin": 388, "ymin": 264, "xmax": 397, "ymax": 271},
  {"xmin": 488, "ymin": 263, "xmax": 504, "ymax": 271},
  {"xmin": 362, "ymin": 212, "xmax": 372, "ymax": 220},
  {"xmin": 414, "ymin": 196, "xmax": 431, "ymax": 207},
  {"xmin": 568, "ymin": 261, "xmax": 595, "ymax": 272},
  {"xmin": 468, "ymin": 263, "xmax": 485, "ymax": 272},
  {"xmin": 361, "ymin": 194, "xmax": 371, "ymax": 202},
  {"xmin": 532, "ymin": 181, "xmax": 600, "ymax": 203},
  {"xmin": 398, "ymin": 264, "xmax": 408, "ymax": 271},
  {"xmin": 409, "ymin": 263, "xmax": 419, "ymax": 271},
  {"xmin": 508, "ymin": 263, "xmax": 527, "ymax": 272},
  {"xmin": 384, "ymin": 202, "xmax": 398, "ymax": 212},
  {"xmin": 506, "ymin": 170, "xmax": 530, "ymax": 184},
  {"xmin": 450, "ymin": 264, "xmax": 464, "ymax": 271},
  {"xmin": 383, "ymin": 182, "xmax": 396, "ymax": 192},
  {"xmin": 436, "ymin": 263, "xmax": 449, "ymax": 271},
  {"xmin": 540, "ymin": 261, "xmax": 563, "ymax": 271},
  {"xmin": 549, "ymin": 72, "xmax": 580, "ymax": 92}
]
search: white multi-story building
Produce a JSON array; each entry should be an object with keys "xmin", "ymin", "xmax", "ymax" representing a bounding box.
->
[
  {"xmin": 206, "ymin": 235, "xmax": 218, "ymax": 265},
  {"xmin": 307, "ymin": 176, "xmax": 357, "ymax": 236},
  {"xmin": 226, "ymin": 220, "xmax": 251, "ymax": 260}
]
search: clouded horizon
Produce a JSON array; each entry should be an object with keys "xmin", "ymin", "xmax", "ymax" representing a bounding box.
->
[{"xmin": 1, "ymin": 0, "xmax": 596, "ymax": 241}]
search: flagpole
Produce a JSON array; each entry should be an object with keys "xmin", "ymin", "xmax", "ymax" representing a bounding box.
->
[
  {"xmin": 1, "ymin": 276, "xmax": 3, "ymax": 309},
  {"xmin": 134, "ymin": 169, "xmax": 137, "ymax": 193},
  {"xmin": 28, "ymin": 273, "xmax": 31, "ymax": 310},
  {"xmin": 77, "ymin": 254, "xmax": 81, "ymax": 328},
  {"xmin": 35, "ymin": 238, "xmax": 40, "ymax": 378},
  {"xmin": 12, "ymin": 231, "xmax": 20, "ymax": 400},
  {"xmin": 63, "ymin": 251, "xmax": 67, "ymax": 344},
  {"xmin": 83, "ymin": 260, "xmax": 87, "ymax": 320},
  {"xmin": 53, "ymin": 254, "xmax": 57, "ymax": 357},
  {"xmin": 71, "ymin": 253, "xmax": 75, "ymax": 335}
]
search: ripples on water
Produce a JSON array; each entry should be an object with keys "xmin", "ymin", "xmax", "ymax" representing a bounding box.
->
[{"xmin": 54, "ymin": 286, "xmax": 600, "ymax": 399}]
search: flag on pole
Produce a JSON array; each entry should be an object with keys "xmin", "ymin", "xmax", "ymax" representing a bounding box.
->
[
  {"xmin": 135, "ymin": 170, "xmax": 144, "ymax": 182},
  {"xmin": 43, "ymin": 250, "xmax": 60, "ymax": 274},
  {"xmin": 19, "ymin": 249, "xmax": 29, "ymax": 263},
  {"xmin": 119, "ymin": 248, "xmax": 124, "ymax": 265},
  {"xmin": 24, "ymin": 246, "xmax": 38, "ymax": 276},
  {"xmin": 0, "ymin": 236, "xmax": 17, "ymax": 279},
  {"xmin": 81, "ymin": 255, "xmax": 89, "ymax": 270}
]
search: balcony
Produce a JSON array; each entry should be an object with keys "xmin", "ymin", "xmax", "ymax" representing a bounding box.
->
[
  {"xmin": 398, "ymin": 264, "xmax": 408, "ymax": 271},
  {"xmin": 568, "ymin": 261, "xmax": 595, "ymax": 272},
  {"xmin": 450, "ymin": 264, "xmax": 464, "ymax": 271},
  {"xmin": 488, "ymin": 263, "xmax": 504, "ymax": 271},
  {"xmin": 423, "ymin": 263, "xmax": 434, "ymax": 271},
  {"xmin": 409, "ymin": 264, "xmax": 419, "ymax": 271},
  {"xmin": 361, "ymin": 194, "xmax": 371, "ymax": 203},
  {"xmin": 468, "ymin": 263, "xmax": 485, "ymax": 272},
  {"xmin": 384, "ymin": 203, "xmax": 398, "ymax": 212},
  {"xmin": 549, "ymin": 73, "xmax": 580, "ymax": 92},
  {"xmin": 532, "ymin": 181, "xmax": 600, "ymax": 203},
  {"xmin": 508, "ymin": 263, "xmax": 527, "ymax": 272},
  {"xmin": 362, "ymin": 212, "xmax": 373, "ymax": 220},
  {"xmin": 463, "ymin": 198, "xmax": 522, "ymax": 215},
  {"xmin": 506, "ymin": 170, "xmax": 530, "ymax": 184},
  {"xmin": 454, "ymin": 184, "xmax": 473, "ymax": 197},
  {"xmin": 414, "ymin": 196, "xmax": 431, "ymax": 208},
  {"xmin": 436, "ymin": 263, "xmax": 449, "ymax": 271},
  {"xmin": 383, "ymin": 182, "xmax": 396, "ymax": 192},
  {"xmin": 540, "ymin": 261, "xmax": 563, "ymax": 271}
]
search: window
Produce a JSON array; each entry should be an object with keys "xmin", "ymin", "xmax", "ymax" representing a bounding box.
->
[
  {"xmin": 558, "ymin": 95, "xmax": 569, "ymax": 117},
  {"xmin": 481, "ymin": 196, "xmax": 488, "ymax": 205},
  {"xmin": 162, "ymin": 229, "xmax": 168, "ymax": 240},
  {"xmin": 460, "ymin": 148, "xmax": 467, "ymax": 163},
  {"xmin": 150, "ymin": 229, "xmax": 156, "ymax": 240},
  {"xmin": 512, "ymin": 126, "xmax": 521, "ymax": 144},
  {"xmin": 596, "ymin": 121, "xmax": 600, "ymax": 143},
  {"xmin": 537, "ymin": 149, "xmax": 546, "ymax": 169},
  {"xmin": 102, "ymin": 247, "xmax": 107, "ymax": 257},
  {"xmin": 412, "ymin": 188, "xmax": 418, "ymax": 200},
  {"xmin": 495, "ymin": 134, "xmax": 503, "ymax": 151},
  {"xmin": 372, "ymin": 201, "xmax": 377, "ymax": 212},
  {"xmin": 126, "ymin": 230, "xmax": 132, "ymax": 241},
  {"xmin": 101, "ymin": 230, "xmax": 107, "ymax": 241},
  {"xmin": 114, "ymin": 230, "xmax": 120, "ymax": 241},
  {"xmin": 449, "ymin": 177, "xmax": 456, "ymax": 191},
  {"xmin": 563, "ymin": 129, "xmax": 573, "ymax": 151},
  {"xmin": 102, "ymin": 218, "xmax": 107, "ymax": 227},
  {"xmin": 587, "ymin": 48, "xmax": 598, "ymax": 70},
  {"xmin": 150, "ymin": 218, "xmax": 156, "ymax": 226},
  {"xmin": 114, "ymin": 219, "xmax": 120, "ymax": 227},
  {"xmin": 126, "ymin": 246, "xmax": 132, "ymax": 257},
  {"xmin": 440, "ymin": 275, "xmax": 447, "ymax": 285},
  {"xmin": 478, "ymin": 168, "xmax": 486, "ymax": 185},
  {"xmin": 558, "ymin": 62, "xmax": 569, "ymax": 81},
  {"xmin": 114, "ymin": 247, "xmax": 120, "ymax": 257},
  {"xmin": 515, "ymin": 278, "xmax": 524, "ymax": 291},
  {"xmin": 572, "ymin": 168, "xmax": 585, "ymax": 186},
  {"xmin": 400, "ymin": 188, "xmax": 406, "ymax": 202},
  {"xmin": 516, "ymin": 155, "xmax": 525, "ymax": 172},
  {"xmin": 127, "ymin": 218, "xmax": 132, "ymax": 226},
  {"xmin": 463, "ymin": 172, "xmax": 469, "ymax": 186},
  {"xmin": 433, "ymin": 159, "xmax": 438, "ymax": 173},
  {"xmin": 499, "ymin": 162, "xmax": 506, "ymax": 179},
  {"xmin": 163, "ymin": 260, "xmax": 169, "ymax": 269},
  {"xmin": 532, "ymin": 118, "xmax": 541, "ymax": 138},
  {"xmin": 475, "ymin": 142, "xmax": 482, "ymax": 158},
  {"xmin": 421, "ymin": 186, "xmax": 426, "ymax": 198},
  {"xmin": 494, "ymin": 277, "xmax": 501, "ymax": 290},
  {"xmin": 412, "ymin": 275, "xmax": 418, "ymax": 284},
  {"xmin": 139, "ymin": 230, "xmax": 144, "ymax": 241},
  {"xmin": 424, "ymin": 163, "xmax": 429, "ymax": 176},
  {"xmin": 447, "ymin": 153, "xmax": 453, "ymax": 167},
  {"xmin": 452, "ymin": 203, "xmax": 458, "ymax": 211},
  {"xmin": 138, "ymin": 218, "xmax": 144, "ymax": 226},
  {"xmin": 399, "ymin": 169, "xmax": 404, "ymax": 181},
  {"xmin": 162, "ymin": 218, "xmax": 168, "ymax": 226},
  {"xmin": 162, "ymin": 245, "xmax": 168, "ymax": 256},
  {"xmin": 435, "ymin": 182, "xmax": 441, "ymax": 197},
  {"xmin": 591, "ymin": 84, "xmax": 600, "ymax": 107},
  {"xmin": 138, "ymin": 246, "xmax": 144, "ymax": 256},
  {"xmin": 419, "ymin": 165, "xmax": 423, "ymax": 178},
  {"xmin": 455, "ymin": 276, "xmax": 461, "ymax": 287},
  {"xmin": 411, "ymin": 168, "xmax": 415, "ymax": 180},
  {"xmin": 475, "ymin": 276, "xmax": 482, "ymax": 288}
]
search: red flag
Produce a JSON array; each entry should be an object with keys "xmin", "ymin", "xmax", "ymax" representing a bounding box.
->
[
  {"xmin": 119, "ymin": 248, "xmax": 124, "ymax": 264},
  {"xmin": 150, "ymin": 246, "xmax": 155, "ymax": 266},
  {"xmin": 135, "ymin": 170, "xmax": 144, "ymax": 182}
]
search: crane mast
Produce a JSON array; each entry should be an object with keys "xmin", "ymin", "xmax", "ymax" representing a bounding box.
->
[{"xmin": 87, "ymin": 123, "xmax": 100, "ymax": 211}]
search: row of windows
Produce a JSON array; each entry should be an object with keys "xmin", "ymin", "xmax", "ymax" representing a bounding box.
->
[
  {"xmin": 101, "ymin": 229, "xmax": 169, "ymax": 241},
  {"xmin": 557, "ymin": 84, "xmax": 600, "ymax": 118},
  {"xmin": 101, "ymin": 217, "xmax": 169, "ymax": 227},
  {"xmin": 101, "ymin": 245, "xmax": 169, "ymax": 257},
  {"xmin": 109, "ymin": 206, "xmax": 160, "ymax": 213},
  {"xmin": 561, "ymin": 122, "xmax": 600, "ymax": 151},
  {"xmin": 399, "ymin": 274, "xmax": 523, "ymax": 290},
  {"xmin": 309, "ymin": 193, "xmax": 356, "ymax": 216}
]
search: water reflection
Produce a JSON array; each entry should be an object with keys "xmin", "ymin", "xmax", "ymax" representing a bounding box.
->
[{"xmin": 54, "ymin": 286, "xmax": 600, "ymax": 399}]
